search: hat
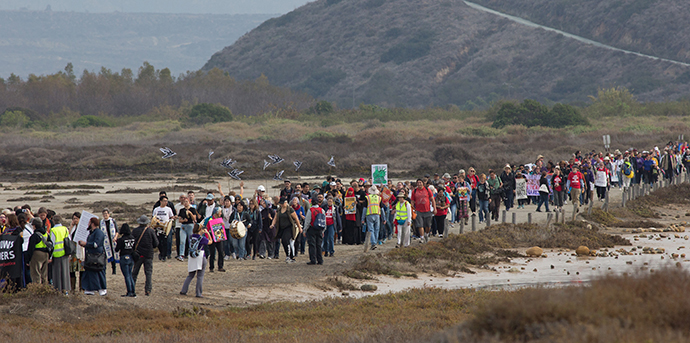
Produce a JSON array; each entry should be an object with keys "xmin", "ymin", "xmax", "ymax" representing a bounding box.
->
[
  {"xmin": 330, "ymin": 181, "xmax": 337, "ymax": 186},
  {"xmin": 229, "ymin": 195, "xmax": 235, "ymax": 203},
  {"xmin": 505, "ymin": 164, "xmax": 511, "ymax": 169},
  {"xmin": 604, "ymin": 156, "xmax": 610, "ymax": 161},
  {"xmin": 368, "ymin": 186, "xmax": 379, "ymax": 195},
  {"xmin": 205, "ymin": 194, "xmax": 214, "ymax": 200},
  {"xmin": 358, "ymin": 178, "xmax": 365, "ymax": 182},
  {"xmin": 434, "ymin": 173, "xmax": 439, "ymax": 176},
  {"xmin": 396, "ymin": 192, "xmax": 406, "ymax": 198},
  {"xmin": 442, "ymin": 173, "xmax": 451, "ymax": 179},
  {"xmin": 257, "ymin": 185, "xmax": 266, "ymax": 192},
  {"xmin": 137, "ymin": 215, "xmax": 150, "ymax": 225},
  {"xmin": 537, "ymin": 155, "xmax": 544, "ymax": 160},
  {"xmin": 2, "ymin": 209, "xmax": 11, "ymax": 216},
  {"xmin": 424, "ymin": 174, "xmax": 430, "ymax": 178},
  {"xmin": 458, "ymin": 169, "xmax": 466, "ymax": 174},
  {"xmin": 284, "ymin": 179, "xmax": 291, "ymax": 183}
]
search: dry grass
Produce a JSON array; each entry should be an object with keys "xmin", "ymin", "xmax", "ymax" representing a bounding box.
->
[
  {"xmin": 348, "ymin": 223, "xmax": 630, "ymax": 278},
  {"xmin": 627, "ymin": 184, "xmax": 690, "ymax": 219},
  {"xmin": 438, "ymin": 268, "xmax": 690, "ymax": 343},
  {"xmin": 0, "ymin": 287, "xmax": 488, "ymax": 343}
]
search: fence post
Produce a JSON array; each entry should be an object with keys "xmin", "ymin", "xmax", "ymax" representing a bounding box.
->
[
  {"xmin": 459, "ymin": 220, "xmax": 464, "ymax": 234},
  {"xmin": 486, "ymin": 216, "xmax": 491, "ymax": 228},
  {"xmin": 512, "ymin": 212, "xmax": 516, "ymax": 224},
  {"xmin": 443, "ymin": 219, "xmax": 449, "ymax": 238},
  {"xmin": 562, "ymin": 210, "xmax": 566, "ymax": 224},
  {"xmin": 471, "ymin": 215, "xmax": 476, "ymax": 232},
  {"xmin": 502, "ymin": 210, "xmax": 507, "ymax": 223},
  {"xmin": 622, "ymin": 188, "xmax": 626, "ymax": 208},
  {"xmin": 554, "ymin": 211, "xmax": 559, "ymax": 224},
  {"xmin": 604, "ymin": 190, "xmax": 609, "ymax": 212},
  {"xmin": 363, "ymin": 231, "xmax": 371, "ymax": 253},
  {"xmin": 587, "ymin": 199, "xmax": 593, "ymax": 215},
  {"xmin": 545, "ymin": 213, "xmax": 552, "ymax": 229},
  {"xmin": 528, "ymin": 212, "xmax": 532, "ymax": 224}
]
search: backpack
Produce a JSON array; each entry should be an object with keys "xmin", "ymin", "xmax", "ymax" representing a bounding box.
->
[
  {"xmin": 63, "ymin": 235, "xmax": 76, "ymax": 256},
  {"xmin": 311, "ymin": 207, "xmax": 327, "ymax": 231},
  {"xmin": 189, "ymin": 236, "xmax": 202, "ymax": 258},
  {"xmin": 622, "ymin": 162, "xmax": 633, "ymax": 177},
  {"xmin": 39, "ymin": 233, "xmax": 54, "ymax": 252}
]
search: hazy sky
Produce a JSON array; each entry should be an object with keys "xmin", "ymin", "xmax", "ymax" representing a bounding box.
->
[{"xmin": 0, "ymin": 0, "xmax": 313, "ymax": 14}]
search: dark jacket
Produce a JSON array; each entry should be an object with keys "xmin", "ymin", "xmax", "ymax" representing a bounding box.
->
[
  {"xmin": 26, "ymin": 226, "xmax": 49, "ymax": 263},
  {"xmin": 85, "ymin": 227, "xmax": 105, "ymax": 255},
  {"xmin": 500, "ymin": 171, "xmax": 516, "ymax": 191},
  {"xmin": 115, "ymin": 234, "xmax": 136, "ymax": 256},
  {"xmin": 131, "ymin": 225, "xmax": 159, "ymax": 259}
]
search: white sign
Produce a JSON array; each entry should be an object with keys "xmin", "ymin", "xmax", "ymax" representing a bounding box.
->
[
  {"xmin": 73, "ymin": 210, "xmax": 98, "ymax": 244},
  {"xmin": 515, "ymin": 178, "xmax": 527, "ymax": 200}
]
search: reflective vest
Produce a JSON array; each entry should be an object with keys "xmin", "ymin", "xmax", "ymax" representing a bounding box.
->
[
  {"xmin": 366, "ymin": 194, "xmax": 381, "ymax": 216},
  {"xmin": 51, "ymin": 225, "xmax": 69, "ymax": 258},
  {"xmin": 35, "ymin": 232, "xmax": 49, "ymax": 249},
  {"xmin": 395, "ymin": 201, "xmax": 409, "ymax": 221}
]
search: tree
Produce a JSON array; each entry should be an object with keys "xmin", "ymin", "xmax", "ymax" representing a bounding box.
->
[{"xmin": 0, "ymin": 110, "xmax": 30, "ymax": 128}]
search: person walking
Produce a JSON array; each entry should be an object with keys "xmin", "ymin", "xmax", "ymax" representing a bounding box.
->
[
  {"xmin": 434, "ymin": 184, "xmax": 449, "ymax": 238},
  {"xmin": 411, "ymin": 179, "xmax": 436, "ymax": 243},
  {"xmin": 248, "ymin": 199, "xmax": 263, "ymax": 260},
  {"xmin": 364, "ymin": 186, "xmax": 382, "ymax": 250},
  {"xmin": 551, "ymin": 167, "xmax": 566, "ymax": 212},
  {"xmin": 536, "ymin": 171, "xmax": 551, "ymax": 212},
  {"xmin": 205, "ymin": 207, "xmax": 226, "ymax": 272},
  {"xmin": 49, "ymin": 215, "xmax": 71, "ymax": 295},
  {"xmin": 568, "ymin": 165, "xmax": 584, "ymax": 215},
  {"xmin": 99, "ymin": 209, "xmax": 119, "ymax": 275},
  {"xmin": 114, "ymin": 223, "xmax": 136, "ymax": 297},
  {"xmin": 394, "ymin": 192, "xmax": 412, "ymax": 248},
  {"xmin": 476, "ymin": 174, "xmax": 490, "ymax": 223},
  {"xmin": 487, "ymin": 170, "xmax": 503, "ymax": 222},
  {"xmin": 79, "ymin": 217, "xmax": 107, "ymax": 296},
  {"xmin": 321, "ymin": 196, "xmax": 340, "ymax": 257},
  {"xmin": 303, "ymin": 198, "xmax": 325, "ymax": 265},
  {"xmin": 270, "ymin": 198, "xmax": 302, "ymax": 263},
  {"xmin": 455, "ymin": 173, "xmax": 471, "ymax": 225},
  {"xmin": 500, "ymin": 165, "xmax": 516, "ymax": 211},
  {"xmin": 180, "ymin": 224, "xmax": 209, "ymax": 298},
  {"xmin": 131, "ymin": 215, "xmax": 158, "ymax": 296},
  {"xmin": 27, "ymin": 218, "xmax": 51, "ymax": 285},
  {"xmin": 177, "ymin": 196, "xmax": 198, "ymax": 261}
]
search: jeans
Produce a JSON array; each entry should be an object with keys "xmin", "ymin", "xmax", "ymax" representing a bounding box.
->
[
  {"xmin": 478, "ymin": 199, "xmax": 489, "ymax": 222},
  {"xmin": 208, "ymin": 242, "xmax": 224, "ymax": 270},
  {"xmin": 120, "ymin": 254, "xmax": 135, "ymax": 295},
  {"xmin": 505, "ymin": 191, "xmax": 514, "ymax": 210},
  {"xmin": 307, "ymin": 228, "xmax": 323, "ymax": 264},
  {"xmin": 179, "ymin": 224, "xmax": 193, "ymax": 257},
  {"xmin": 366, "ymin": 214, "xmax": 380, "ymax": 246},
  {"xmin": 322, "ymin": 224, "xmax": 335, "ymax": 254},
  {"xmin": 132, "ymin": 257, "xmax": 153, "ymax": 295},
  {"xmin": 536, "ymin": 192, "xmax": 550, "ymax": 212},
  {"xmin": 224, "ymin": 229, "xmax": 233, "ymax": 256},
  {"xmin": 231, "ymin": 236, "xmax": 246, "ymax": 259}
]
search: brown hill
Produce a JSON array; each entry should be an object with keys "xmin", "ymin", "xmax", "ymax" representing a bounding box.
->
[{"xmin": 203, "ymin": 0, "xmax": 690, "ymax": 108}]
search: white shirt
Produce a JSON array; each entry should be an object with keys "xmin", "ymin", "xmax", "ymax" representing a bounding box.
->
[
  {"xmin": 204, "ymin": 204, "xmax": 215, "ymax": 220},
  {"xmin": 22, "ymin": 223, "xmax": 34, "ymax": 252},
  {"xmin": 152, "ymin": 206, "xmax": 174, "ymax": 223}
]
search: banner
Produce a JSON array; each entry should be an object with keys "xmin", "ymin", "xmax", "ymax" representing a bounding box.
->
[
  {"xmin": 526, "ymin": 175, "xmax": 540, "ymax": 197},
  {"xmin": 515, "ymin": 178, "xmax": 527, "ymax": 200},
  {"xmin": 0, "ymin": 235, "xmax": 22, "ymax": 280},
  {"xmin": 371, "ymin": 164, "xmax": 388, "ymax": 185},
  {"xmin": 208, "ymin": 217, "xmax": 226, "ymax": 243},
  {"xmin": 73, "ymin": 211, "xmax": 98, "ymax": 244},
  {"xmin": 381, "ymin": 187, "xmax": 393, "ymax": 204},
  {"xmin": 344, "ymin": 196, "xmax": 357, "ymax": 215}
]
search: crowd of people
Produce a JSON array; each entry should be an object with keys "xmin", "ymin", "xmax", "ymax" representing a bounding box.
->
[{"xmin": 1, "ymin": 140, "xmax": 689, "ymax": 298}]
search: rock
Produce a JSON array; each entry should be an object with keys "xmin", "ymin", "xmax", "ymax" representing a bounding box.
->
[
  {"xmin": 342, "ymin": 292, "xmax": 350, "ymax": 296},
  {"xmin": 576, "ymin": 246, "xmax": 590, "ymax": 256},
  {"xmin": 587, "ymin": 224, "xmax": 592, "ymax": 230},
  {"xmin": 626, "ymin": 261, "xmax": 633, "ymax": 265},
  {"xmin": 533, "ymin": 268, "xmax": 537, "ymax": 272},
  {"xmin": 672, "ymin": 253, "xmax": 679, "ymax": 259},
  {"xmin": 551, "ymin": 265, "xmax": 555, "ymax": 269},
  {"xmin": 677, "ymin": 262, "xmax": 683, "ymax": 268},
  {"xmin": 682, "ymin": 254, "xmax": 686, "ymax": 258},
  {"xmin": 525, "ymin": 246, "xmax": 544, "ymax": 257},
  {"xmin": 360, "ymin": 284, "xmax": 377, "ymax": 292}
]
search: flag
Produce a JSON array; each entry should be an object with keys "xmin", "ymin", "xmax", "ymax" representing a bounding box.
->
[
  {"xmin": 273, "ymin": 170, "xmax": 284, "ymax": 181},
  {"xmin": 263, "ymin": 160, "xmax": 271, "ymax": 171},
  {"xmin": 268, "ymin": 154, "xmax": 284, "ymax": 164},
  {"xmin": 327, "ymin": 156, "xmax": 336, "ymax": 168},
  {"xmin": 220, "ymin": 158, "xmax": 236, "ymax": 169},
  {"xmin": 159, "ymin": 147, "xmax": 176, "ymax": 159},
  {"xmin": 293, "ymin": 160, "xmax": 303, "ymax": 172},
  {"xmin": 208, "ymin": 150, "xmax": 214, "ymax": 161},
  {"xmin": 228, "ymin": 169, "xmax": 244, "ymax": 180}
]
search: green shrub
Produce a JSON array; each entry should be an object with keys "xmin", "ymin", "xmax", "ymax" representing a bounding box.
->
[
  {"xmin": 188, "ymin": 103, "xmax": 233, "ymax": 125},
  {"xmin": 586, "ymin": 86, "xmax": 640, "ymax": 117},
  {"xmin": 0, "ymin": 110, "xmax": 31, "ymax": 128},
  {"xmin": 73, "ymin": 115, "xmax": 113, "ymax": 128},
  {"xmin": 380, "ymin": 29, "xmax": 436, "ymax": 64},
  {"xmin": 492, "ymin": 100, "xmax": 589, "ymax": 128}
]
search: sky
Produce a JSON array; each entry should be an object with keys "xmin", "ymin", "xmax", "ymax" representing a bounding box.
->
[{"xmin": 0, "ymin": 0, "xmax": 313, "ymax": 14}]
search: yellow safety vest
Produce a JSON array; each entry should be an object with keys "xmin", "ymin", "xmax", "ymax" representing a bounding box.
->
[
  {"xmin": 366, "ymin": 194, "xmax": 381, "ymax": 216},
  {"xmin": 51, "ymin": 225, "xmax": 69, "ymax": 258},
  {"xmin": 35, "ymin": 232, "xmax": 49, "ymax": 249},
  {"xmin": 395, "ymin": 201, "xmax": 409, "ymax": 221}
]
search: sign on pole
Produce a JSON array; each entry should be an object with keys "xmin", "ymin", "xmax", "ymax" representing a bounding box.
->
[
  {"xmin": 73, "ymin": 210, "xmax": 98, "ymax": 244},
  {"xmin": 371, "ymin": 164, "xmax": 388, "ymax": 185},
  {"xmin": 603, "ymin": 135, "xmax": 611, "ymax": 151}
]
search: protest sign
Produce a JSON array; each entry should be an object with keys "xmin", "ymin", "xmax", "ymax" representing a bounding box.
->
[
  {"xmin": 208, "ymin": 217, "xmax": 226, "ymax": 243},
  {"xmin": 372, "ymin": 164, "xmax": 388, "ymax": 185},
  {"xmin": 344, "ymin": 197, "xmax": 357, "ymax": 215},
  {"xmin": 73, "ymin": 211, "xmax": 98, "ymax": 244},
  {"xmin": 515, "ymin": 178, "xmax": 527, "ymax": 200},
  {"xmin": 526, "ymin": 175, "xmax": 540, "ymax": 197},
  {"xmin": 0, "ymin": 235, "xmax": 22, "ymax": 280}
]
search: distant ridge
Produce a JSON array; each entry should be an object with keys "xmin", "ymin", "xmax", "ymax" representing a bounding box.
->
[{"xmin": 204, "ymin": 0, "xmax": 690, "ymax": 108}]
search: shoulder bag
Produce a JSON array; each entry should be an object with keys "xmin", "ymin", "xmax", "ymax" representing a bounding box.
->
[{"xmin": 131, "ymin": 228, "xmax": 146, "ymax": 262}]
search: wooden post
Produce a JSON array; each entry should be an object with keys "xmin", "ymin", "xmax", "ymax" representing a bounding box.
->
[
  {"xmin": 562, "ymin": 210, "xmax": 566, "ymax": 224},
  {"xmin": 486, "ymin": 216, "xmax": 491, "ymax": 228},
  {"xmin": 545, "ymin": 213, "xmax": 552, "ymax": 229},
  {"xmin": 555, "ymin": 211, "xmax": 559, "ymax": 223},
  {"xmin": 364, "ymin": 231, "xmax": 371, "ymax": 253},
  {"xmin": 604, "ymin": 190, "xmax": 609, "ymax": 212},
  {"xmin": 471, "ymin": 215, "xmax": 477, "ymax": 232},
  {"xmin": 622, "ymin": 188, "xmax": 626, "ymax": 208},
  {"xmin": 587, "ymin": 199, "xmax": 593, "ymax": 215},
  {"xmin": 443, "ymin": 219, "xmax": 449, "ymax": 238},
  {"xmin": 459, "ymin": 220, "xmax": 464, "ymax": 234},
  {"xmin": 512, "ymin": 212, "xmax": 516, "ymax": 224},
  {"xmin": 502, "ymin": 210, "xmax": 507, "ymax": 223},
  {"xmin": 528, "ymin": 213, "xmax": 532, "ymax": 224}
]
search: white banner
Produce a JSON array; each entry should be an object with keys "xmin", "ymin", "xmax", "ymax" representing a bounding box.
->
[
  {"xmin": 73, "ymin": 210, "xmax": 98, "ymax": 244},
  {"xmin": 515, "ymin": 178, "xmax": 527, "ymax": 200}
]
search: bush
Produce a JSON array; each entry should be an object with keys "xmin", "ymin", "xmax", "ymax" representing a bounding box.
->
[
  {"xmin": 586, "ymin": 86, "xmax": 640, "ymax": 117},
  {"xmin": 73, "ymin": 115, "xmax": 113, "ymax": 128},
  {"xmin": 188, "ymin": 103, "xmax": 233, "ymax": 125},
  {"xmin": 492, "ymin": 100, "xmax": 589, "ymax": 128},
  {"xmin": 0, "ymin": 110, "xmax": 31, "ymax": 128},
  {"xmin": 380, "ymin": 29, "xmax": 436, "ymax": 64}
]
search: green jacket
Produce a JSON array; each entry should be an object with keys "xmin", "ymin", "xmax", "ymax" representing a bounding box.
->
[{"xmin": 487, "ymin": 176, "xmax": 503, "ymax": 195}]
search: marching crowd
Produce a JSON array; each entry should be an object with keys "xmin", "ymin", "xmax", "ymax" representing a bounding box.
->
[{"xmin": 1, "ymin": 140, "xmax": 689, "ymax": 298}]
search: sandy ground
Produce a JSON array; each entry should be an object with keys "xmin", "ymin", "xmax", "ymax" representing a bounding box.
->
[{"xmin": 2, "ymin": 175, "xmax": 679, "ymax": 311}]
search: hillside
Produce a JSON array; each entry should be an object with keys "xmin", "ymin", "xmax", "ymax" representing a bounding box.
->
[
  {"xmin": 0, "ymin": 10, "xmax": 274, "ymax": 78},
  {"xmin": 203, "ymin": 0, "xmax": 690, "ymax": 108},
  {"xmin": 471, "ymin": 0, "xmax": 690, "ymax": 66}
]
